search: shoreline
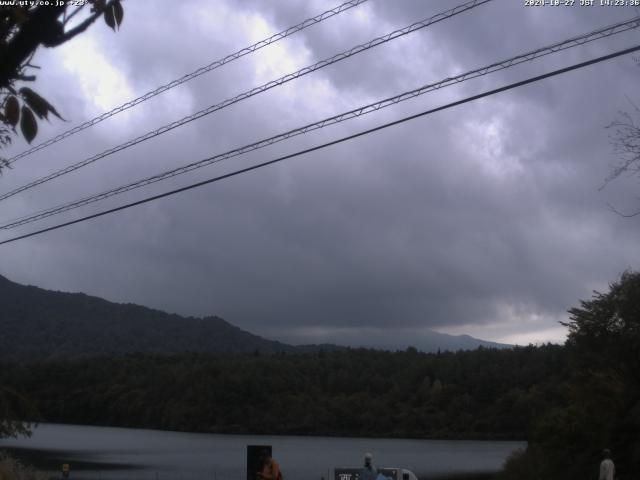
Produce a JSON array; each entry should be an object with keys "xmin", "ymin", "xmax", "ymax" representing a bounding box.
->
[
  {"xmin": 9, "ymin": 421, "xmax": 527, "ymax": 443},
  {"xmin": 1, "ymin": 447, "xmax": 142, "ymax": 472},
  {"xmin": 424, "ymin": 474, "xmax": 494, "ymax": 480},
  {"xmin": 3, "ymin": 448, "xmax": 500, "ymax": 480}
]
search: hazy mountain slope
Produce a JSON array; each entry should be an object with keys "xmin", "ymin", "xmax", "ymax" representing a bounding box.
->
[
  {"xmin": 362, "ymin": 331, "xmax": 509, "ymax": 352},
  {"xmin": 0, "ymin": 275, "xmax": 294, "ymax": 362}
]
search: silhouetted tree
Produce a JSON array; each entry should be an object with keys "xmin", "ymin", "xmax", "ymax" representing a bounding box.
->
[
  {"xmin": 0, "ymin": 0, "xmax": 124, "ymax": 165},
  {"xmin": 502, "ymin": 271, "xmax": 640, "ymax": 480},
  {"xmin": 604, "ymin": 98, "xmax": 640, "ymax": 216},
  {"xmin": 562, "ymin": 270, "xmax": 640, "ymax": 476},
  {"xmin": 0, "ymin": 386, "xmax": 37, "ymax": 439}
]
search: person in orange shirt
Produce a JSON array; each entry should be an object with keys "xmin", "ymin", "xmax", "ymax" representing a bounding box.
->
[{"xmin": 257, "ymin": 450, "xmax": 282, "ymax": 480}]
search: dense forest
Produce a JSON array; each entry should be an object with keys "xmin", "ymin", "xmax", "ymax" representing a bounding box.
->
[{"xmin": 0, "ymin": 345, "xmax": 568, "ymax": 440}]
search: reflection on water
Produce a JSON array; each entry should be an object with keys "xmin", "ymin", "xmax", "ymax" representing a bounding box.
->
[{"xmin": 0, "ymin": 424, "xmax": 525, "ymax": 480}]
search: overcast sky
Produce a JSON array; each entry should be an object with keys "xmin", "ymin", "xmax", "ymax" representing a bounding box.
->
[{"xmin": 1, "ymin": 0, "xmax": 639, "ymax": 348}]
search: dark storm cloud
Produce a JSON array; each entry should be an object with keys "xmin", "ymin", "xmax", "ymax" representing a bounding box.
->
[{"xmin": 1, "ymin": 0, "xmax": 639, "ymax": 346}]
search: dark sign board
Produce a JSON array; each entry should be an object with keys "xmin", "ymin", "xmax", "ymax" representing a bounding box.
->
[{"xmin": 247, "ymin": 445, "xmax": 272, "ymax": 480}]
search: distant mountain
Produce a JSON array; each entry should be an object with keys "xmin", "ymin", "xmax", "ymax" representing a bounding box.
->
[
  {"xmin": 0, "ymin": 275, "xmax": 509, "ymax": 363},
  {"xmin": 295, "ymin": 331, "xmax": 509, "ymax": 353},
  {"xmin": 358, "ymin": 331, "xmax": 509, "ymax": 352},
  {"xmin": 0, "ymin": 275, "xmax": 294, "ymax": 362}
]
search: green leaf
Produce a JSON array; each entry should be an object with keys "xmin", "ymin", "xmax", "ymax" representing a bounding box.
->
[
  {"xmin": 104, "ymin": 5, "xmax": 116, "ymax": 30},
  {"xmin": 4, "ymin": 96, "xmax": 20, "ymax": 127},
  {"xmin": 113, "ymin": 0, "xmax": 124, "ymax": 27},
  {"xmin": 19, "ymin": 87, "xmax": 64, "ymax": 121},
  {"xmin": 20, "ymin": 106, "xmax": 37, "ymax": 144}
]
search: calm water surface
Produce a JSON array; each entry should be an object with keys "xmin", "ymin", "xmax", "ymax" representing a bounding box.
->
[{"xmin": 0, "ymin": 424, "xmax": 525, "ymax": 480}]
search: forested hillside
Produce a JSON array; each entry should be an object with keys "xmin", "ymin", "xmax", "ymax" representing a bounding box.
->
[
  {"xmin": 0, "ymin": 345, "xmax": 568, "ymax": 439},
  {"xmin": 0, "ymin": 275, "xmax": 294, "ymax": 361},
  {"xmin": 0, "ymin": 275, "xmax": 504, "ymax": 362}
]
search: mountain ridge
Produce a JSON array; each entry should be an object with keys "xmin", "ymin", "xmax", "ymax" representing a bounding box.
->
[{"xmin": 0, "ymin": 274, "xmax": 508, "ymax": 362}]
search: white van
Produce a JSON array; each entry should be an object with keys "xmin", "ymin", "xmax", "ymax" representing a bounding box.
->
[{"xmin": 334, "ymin": 467, "xmax": 419, "ymax": 480}]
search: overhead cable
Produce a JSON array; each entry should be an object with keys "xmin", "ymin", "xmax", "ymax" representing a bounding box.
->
[
  {"xmin": 6, "ymin": 0, "xmax": 371, "ymax": 164},
  {"xmin": 2, "ymin": 15, "xmax": 638, "ymax": 230},
  {"xmin": 0, "ymin": 0, "xmax": 492, "ymax": 202},
  {"xmin": 1, "ymin": 43, "xmax": 639, "ymax": 246}
]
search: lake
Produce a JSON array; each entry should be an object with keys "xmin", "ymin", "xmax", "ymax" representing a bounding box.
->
[{"xmin": 0, "ymin": 424, "xmax": 525, "ymax": 480}]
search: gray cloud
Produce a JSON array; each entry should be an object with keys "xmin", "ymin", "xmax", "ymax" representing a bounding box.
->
[{"xmin": 1, "ymin": 0, "xmax": 639, "ymax": 346}]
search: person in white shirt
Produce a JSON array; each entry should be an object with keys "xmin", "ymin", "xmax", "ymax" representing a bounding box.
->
[{"xmin": 599, "ymin": 449, "xmax": 615, "ymax": 480}]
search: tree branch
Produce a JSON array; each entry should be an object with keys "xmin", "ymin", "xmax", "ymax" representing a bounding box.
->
[
  {"xmin": 63, "ymin": 5, "xmax": 84, "ymax": 26},
  {"xmin": 46, "ymin": 0, "xmax": 116, "ymax": 47},
  {"xmin": 14, "ymin": 74, "xmax": 36, "ymax": 82},
  {"xmin": 0, "ymin": 6, "xmax": 65, "ymax": 88}
]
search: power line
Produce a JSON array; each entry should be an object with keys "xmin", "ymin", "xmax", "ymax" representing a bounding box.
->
[
  {"xmin": 1, "ymin": 43, "xmax": 638, "ymax": 247},
  {"xmin": 0, "ymin": 0, "xmax": 492, "ymax": 203},
  {"xmin": 5, "ymin": 0, "xmax": 371, "ymax": 165},
  {"xmin": 2, "ymin": 15, "xmax": 638, "ymax": 231}
]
